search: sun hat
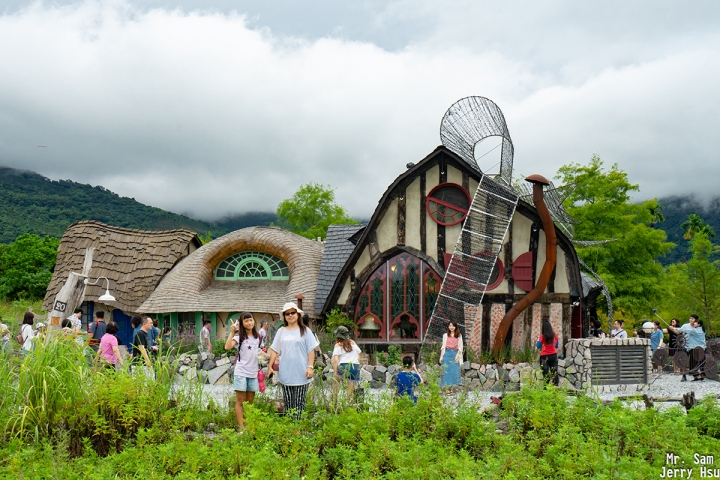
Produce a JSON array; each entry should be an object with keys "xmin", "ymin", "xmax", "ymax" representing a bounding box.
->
[
  {"xmin": 334, "ymin": 325, "xmax": 351, "ymax": 340},
  {"xmin": 36, "ymin": 322, "xmax": 46, "ymax": 328},
  {"xmin": 281, "ymin": 302, "xmax": 303, "ymax": 316}
]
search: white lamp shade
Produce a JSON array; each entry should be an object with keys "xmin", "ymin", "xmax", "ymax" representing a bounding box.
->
[{"xmin": 99, "ymin": 289, "xmax": 116, "ymax": 302}]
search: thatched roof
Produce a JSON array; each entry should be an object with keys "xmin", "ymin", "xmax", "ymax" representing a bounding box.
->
[
  {"xmin": 44, "ymin": 221, "xmax": 202, "ymax": 313},
  {"xmin": 139, "ymin": 226, "xmax": 324, "ymax": 316}
]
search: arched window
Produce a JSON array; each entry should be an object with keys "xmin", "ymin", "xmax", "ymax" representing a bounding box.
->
[
  {"xmin": 353, "ymin": 252, "xmax": 441, "ymax": 342},
  {"xmin": 215, "ymin": 251, "xmax": 290, "ymax": 280}
]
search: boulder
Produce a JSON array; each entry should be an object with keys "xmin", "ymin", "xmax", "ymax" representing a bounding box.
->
[
  {"xmin": 202, "ymin": 360, "xmax": 216, "ymax": 371},
  {"xmin": 178, "ymin": 365, "xmax": 190, "ymax": 374},
  {"xmin": 199, "ymin": 370, "xmax": 209, "ymax": 384},
  {"xmin": 477, "ymin": 372, "xmax": 487, "ymax": 384},
  {"xmin": 465, "ymin": 370, "xmax": 478, "ymax": 379},
  {"xmin": 208, "ymin": 365, "xmax": 228, "ymax": 384},
  {"xmin": 462, "ymin": 361, "xmax": 470, "ymax": 371},
  {"xmin": 207, "ymin": 352, "xmax": 215, "ymax": 360},
  {"xmin": 370, "ymin": 380, "xmax": 385, "ymax": 389},
  {"xmin": 388, "ymin": 365, "xmax": 401, "ymax": 375},
  {"xmin": 364, "ymin": 365, "xmax": 375, "ymax": 373},
  {"xmin": 372, "ymin": 370, "xmax": 386, "ymax": 382},
  {"xmin": 470, "ymin": 363, "xmax": 481, "ymax": 370},
  {"xmin": 215, "ymin": 356, "xmax": 229, "ymax": 367},
  {"xmin": 470, "ymin": 379, "xmax": 481, "ymax": 389},
  {"xmin": 200, "ymin": 352, "xmax": 208, "ymax": 361},
  {"xmin": 216, "ymin": 373, "xmax": 230, "ymax": 385},
  {"xmin": 375, "ymin": 365, "xmax": 388, "ymax": 373},
  {"xmin": 360, "ymin": 369, "xmax": 373, "ymax": 382},
  {"xmin": 184, "ymin": 368, "xmax": 198, "ymax": 381},
  {"xmin": 508, "ymin": 369, "xmax": 520, "ymax": 382}
]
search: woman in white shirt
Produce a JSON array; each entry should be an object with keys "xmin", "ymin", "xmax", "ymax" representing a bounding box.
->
[
  {"xmin": 20, "ymin": 311, "xmax": 35, "ymax": 353},
  {"xmin": 332, "ymin": 325, "xmax": 361, "ymax": 402}
]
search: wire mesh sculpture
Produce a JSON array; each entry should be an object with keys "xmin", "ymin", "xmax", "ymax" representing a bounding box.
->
[
  {"xmin": 440, "ymin": 96, "xmax": 515, "ymax": 185},
  {"xmin": 425, "ymin": 174, "xmax": 519, "ymax": 342}
]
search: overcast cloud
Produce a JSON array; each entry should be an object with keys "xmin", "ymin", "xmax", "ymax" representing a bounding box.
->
[{"xmin": 1, "ymin": 0, "xmax": 718, "ymax": 221}]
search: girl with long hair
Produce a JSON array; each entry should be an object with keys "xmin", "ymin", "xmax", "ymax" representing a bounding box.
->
[
  {"xmin": 225, "ymin": 312, "xmax": 261, "ymax": 426},
  {"xmin": 332, "ymin": 325, "xmax": 361, "ymax": 402},
  {"xmin": 536, "ymin": 321, "xmax": 559, "ymax": 386},
  {"xmin": 439, "ymin": 321, "xmax": 463, "ymax": 395},
  {"xmin": 20, "ymin": 311, "xmax": 35, "ymax": 353},
  {"xmin": 266, "ymin": 302, "xmax": 318, "ymax": 419}
]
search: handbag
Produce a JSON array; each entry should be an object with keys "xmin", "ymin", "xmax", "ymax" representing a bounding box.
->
[
  {"xmin": 257, "ymin": 369, "xmax": 266, "ymax": 393},
  {"xmin": 271, "ymin": 328, "xmax": 284, "ymax": 372}
]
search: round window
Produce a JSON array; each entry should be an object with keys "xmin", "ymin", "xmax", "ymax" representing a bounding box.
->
[{"xmin": 426, "ymin": 183, "xmax": 471, "ymax": 226}]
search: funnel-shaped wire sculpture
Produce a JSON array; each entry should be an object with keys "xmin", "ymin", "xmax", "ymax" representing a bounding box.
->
[{"xmin": 440, "ymin": 96, "xmax": 515, "ymax": 185}]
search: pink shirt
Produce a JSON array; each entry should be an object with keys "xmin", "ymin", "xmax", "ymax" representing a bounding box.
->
[
  {"xmin": 445, "ymin": 336, "xmax": 459, "ymax": 350},
  {"xmin": 99, "ymin": 333, "xmax": 119, "ymax": 364}
]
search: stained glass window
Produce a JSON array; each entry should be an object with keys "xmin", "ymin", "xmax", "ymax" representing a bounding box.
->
[
  {"xmin": 215, "ymin": 251, "xmax": 290, "ymax": 280},
  {"xmin": 354, "ymin": 252, "xmax": 440, "ymax": 342}
]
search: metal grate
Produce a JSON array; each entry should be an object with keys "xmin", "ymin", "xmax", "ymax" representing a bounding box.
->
[
  {"xmin": 425, "ymin": 174, "xmax": 518, "ymax": 341},
  {"xmin": 590, "ymin": 345, "xmax": 647, "ymax": 385}
]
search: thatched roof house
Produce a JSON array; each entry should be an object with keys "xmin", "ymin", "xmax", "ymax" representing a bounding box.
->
[
  {"xmin": 139, "ymin": 226, "xmax": 324, "ymax": 338},
  {"xmin": 43, "ymin": 221, "xmax": 201, "ymax": 343}
]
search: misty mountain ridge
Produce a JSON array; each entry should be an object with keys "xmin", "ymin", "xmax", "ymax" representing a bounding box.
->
[{"xmin": 0, "ymin": 166, "xmax": 269, "ymax": 243}]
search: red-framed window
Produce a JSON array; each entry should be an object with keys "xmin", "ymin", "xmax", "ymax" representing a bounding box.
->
[
  {"xmin": 354, "ymin": 252, "xmax": 442, "ymax": 342},
  {"xmin": 426, "ymin": 183, "xmax": 471, "ymax": 226}
]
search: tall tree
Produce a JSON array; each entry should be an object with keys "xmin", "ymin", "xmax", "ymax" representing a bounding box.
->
[
  {"xmin": 681, "ymin": 213, "xmax": 715, "ymax": 240},
  {"xmin": 276, "ymin": 182, "xmax": 357, "ymax": 240},
  {"xmin": 0, "ymin": 234, "xmax": 60, "ymax": 300},
  {"xmin": 557, "ymin": 155, "xmax": 674, "ymax": 321},
  {"xmin": 663, "ymin": 233, "xmax": 720, "ymax": 333}
]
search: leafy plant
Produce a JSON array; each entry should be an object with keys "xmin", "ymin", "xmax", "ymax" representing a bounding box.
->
[
  {"xmin": 276, "ymin": 182, "xmax": 358, "ymax": 240},
  {"xmin": 387, "ymin": 345, "xmax": 402, "ymax": 365}
]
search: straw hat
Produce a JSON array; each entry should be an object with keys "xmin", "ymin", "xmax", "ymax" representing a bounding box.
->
[{"xmin": 281, "ymin": 302, "xmax": 303, "ymax": 316}]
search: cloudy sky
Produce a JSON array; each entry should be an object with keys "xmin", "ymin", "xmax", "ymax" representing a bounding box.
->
[{"xmin": 1, "ymin": 1, "xmax": 718, "ymax": 221}]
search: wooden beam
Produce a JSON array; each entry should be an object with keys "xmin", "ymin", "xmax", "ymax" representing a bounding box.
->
[
  {"xmin": 397, "ymin": 189, "xmax": 406, "ymax": 246},
  {"xmin": 48, "ymin": 247, "xmax": 94, "ymax": 328},
  {"xmin": 420, "ymin": 172, "xmax": 426, "ymax": 253},
  {"xmin": 437, "ymin": 159, "xmax": 447, "ymax": 268}
]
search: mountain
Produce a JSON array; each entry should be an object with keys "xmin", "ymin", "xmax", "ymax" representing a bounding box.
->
[
  {"xmin": 0, "ymin": 166, "xmax": 226, "ymax": 243},
  {"xmin": 654, "ymin": 195, "xmax": 720, "ymax": 265},
  {"xmin": 214, "ymin": 212, "xmax": 277, "ymax": 231}
]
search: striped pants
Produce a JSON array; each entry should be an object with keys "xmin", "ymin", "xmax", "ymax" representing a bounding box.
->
[{"xmin": 282, "ymin": 384, "xmax": 310, "ymax": 420}]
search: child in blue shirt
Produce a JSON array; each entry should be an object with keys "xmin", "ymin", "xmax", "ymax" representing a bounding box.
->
[{"xmin": 394, "ymin": 356, "xmax": 423, "ymax": 403}]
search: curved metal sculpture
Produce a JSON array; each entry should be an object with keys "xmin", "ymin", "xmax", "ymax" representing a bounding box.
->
[
  {"xmin": 440, "ymin": 96, "xmax": 514, "ymax": 185},
  {"xmin": 492, "ymin": 174, "xmax": 556, "ymax": 353}
]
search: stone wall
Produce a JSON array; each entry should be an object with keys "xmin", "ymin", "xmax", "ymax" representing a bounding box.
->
[{"xmin": 175, "ymin": 352, "xmax": 235, "ymax": 385}]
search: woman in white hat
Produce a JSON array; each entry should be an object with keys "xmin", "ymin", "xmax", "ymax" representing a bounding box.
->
[{"xmin": 267, "ymin": 302, "xmax": 319, "ymax": 419}]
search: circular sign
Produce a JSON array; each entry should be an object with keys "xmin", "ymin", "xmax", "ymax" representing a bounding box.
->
[{"xmin": 426, "ymin": 183, "xmax": 471, "ymax": 226}]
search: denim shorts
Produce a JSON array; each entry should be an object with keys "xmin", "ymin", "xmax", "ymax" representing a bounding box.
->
[
  {"xmin": 234, "ymin": 375, "xmax": 259, "ymax": 392},
  {"xmin": 337, "ymin": 363, "xmax": 360, "ymax": 382}
]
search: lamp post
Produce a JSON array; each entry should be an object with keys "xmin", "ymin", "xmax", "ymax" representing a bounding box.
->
[{"xmin": 84, "ymin": 276, "xmax": 117, "ymax": 303}]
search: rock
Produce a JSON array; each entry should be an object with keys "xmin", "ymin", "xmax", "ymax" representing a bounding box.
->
[
  {"xmin": 370, "ymin": 380, "xmax": 385, "ymax": 389},
  {"xmin": 470, "ymin": 379, "xmax": 481, "ymax": 389},
  {"xmin": 533, "ymin": 362, "xmax": 541, "ymax": 369},
  {"xmin": 470, "ymin": 363, "xmax": 481, "ymax": 370},
  {"xmin": 202, "ymin": 360, "xmax": 216, "ymax": 370},
  {"xmin": 489, "ymin": 382, "xmax": 505, "ymax": 392},
  {"xmin": 372, "ymin": 370, "xmax": 386, "ymax": 382},
  {"xmin": 508, "ymin": 369, "xmax": 520, "ymax": 382},
  {"xmin": 364, "ymin": 365, "xmax": 375, "ymax": 373},
  {"xmin": 375, "ymin": 365, "xmax": 387, "ymax": 373},
  {"xmin": 506, "ymin": 382, "xmax": 520, "ymax": 392},
  {"xmin": 462, "ymin": 361, "xmax": 470, "ymax": 370},
  {"xmin": 498, "ymin": 369, "xmax": 509, "ymax": 382},
  {"xmin": 190, "ymin": 354, "xmax": 198, "ymax": 361},
  {"xmin": 583, "ymin": 349, "xmax": 591, "ymax": 360},
  {"xmin": 483, "ymin": 379, "xmax": 495, "ymax": 390},
  {"xmin": 386, "ymin": 372, "xmax": 393, "ymax": 384},
  {"xmin": 503, "ymin": 363, "xmax": 514, "ymax": 370},
  {"xmin": 466, "ymin": 370, "xmax": 478, "ymax": 379},
  {"xmin": 477, "ymin": 372, "xmax": 486, "ymax": 384},
  {"xmin": 178, "ymin": 365, "xmax": 189, "ymax": 373},
  {"xmin": 200, "ymin": 352, "xmax": 208, "ymax": 361},
  {"xmin": 480, "ymin": 365, "xmax": 486, "ymax": 374},
  {"xmin": 565, "ymin": 365, "xmax": 576, "ymax": 375},
  {"xmin": 207, "ymin": 352, "xmax": 216, "ymax": 360},
  {"xmin": 360, "ymin": 368, "xmax": 372, "ymax": 382},
  {"xmin": 215, "ymin": 356, "xmax": 229, "ymax": 367},
  {"xmin": 200, "ymin": 370, "xmax": 209, "ymax": 384},
  {"xmin": 208, "ymin": 365, "xmax": 228, "ymax": 384},
  {"xmin": 557, "ymin": 367, "xmax": 565, "ymax": 376},
  {"xmin": 519, "ymin": 367, "xmax": 534, "ymax": 382},
  {"xmin": 216, "ymin": 373, "xmax": 230, "ymax": 385},
  {"xmin": 184, "ymin": 368, "xmax": 197, "ymax": 381},
  {"xmin": 388, "ymin": 365, "xmax": 401, "ymax": 375}
]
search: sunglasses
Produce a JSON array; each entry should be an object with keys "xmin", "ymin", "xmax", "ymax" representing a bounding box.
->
[{"xmin": 284, "ymin": 311, "xmax": 298, "ymax": 317}]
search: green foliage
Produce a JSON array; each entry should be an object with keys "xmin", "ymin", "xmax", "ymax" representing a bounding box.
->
[
  {"xmin": 324, "ymin": 307, "xmax": 355, "ymax": 338},
  {"xmin": 0, "ymin": 166, "xmax": 221, "ymax": 243},
  {"xmin": 681, "ymin": 213, "xmax": 715, "ymax": 240},
  {"xmin": 0, "ymin": 234, "xmax": 59, "ymax": 300},
  {"xmin": 387, "ymin": 345, "xmax": 402, "ymax": 365},
  {"xmin": 276, "ymin": 182, "xmax": 357, "ymax": 240},
  {"xmin": 557, "ymin": 156, "xmax": 674, "ymax": 320},
  {"xmin": 662, "ymin": 233, "xmax": 720, "ymax": 332},
  {"xmin": 0, "ymin": 299, "xmax": 44, "ymax": 329}
]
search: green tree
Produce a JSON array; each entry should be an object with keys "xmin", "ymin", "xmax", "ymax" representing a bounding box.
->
[
  {"xmin": 681, "ymin": 213, "xmax": 715, "ymax": 240},
  {"xmin": 557, "ymin": 155, "xmax": 674, "ymax": 321},
  {"xmin": 0, "ymin": 234, "xmax": 60, "ymax": 300},
  {"xmin": 663, "ymin": 234, "xmax": 720, "ymax": 333},
  {"xmin": 276, "ymin": 182, "xmax": 357, "ymax": 240}
]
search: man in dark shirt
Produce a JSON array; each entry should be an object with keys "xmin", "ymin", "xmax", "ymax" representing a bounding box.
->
[
  {"xmin": 132, "ymin": 317, "xmax": 156, "ymax": 366},
  {"xmin": 88, "ymin": 311, "xmax": 107, "ymax": 352}
]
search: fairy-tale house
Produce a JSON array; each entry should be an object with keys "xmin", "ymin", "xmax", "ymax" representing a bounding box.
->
[
  {"xmin": 43, "ymin": 221, "xmax": 202, "ymax": 346},
  {"xmin": 316, "ymin": 146, "xmax": 584, "ymax": 355}
]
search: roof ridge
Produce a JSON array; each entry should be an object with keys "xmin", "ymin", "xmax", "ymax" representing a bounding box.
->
[{"xmin": 66, "ymin": 220, "xmax": 198, "ymax": 236}]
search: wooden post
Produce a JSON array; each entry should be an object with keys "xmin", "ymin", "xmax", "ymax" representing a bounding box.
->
[{"xmin": 48, "ymin": 247, "xmax": 94, "ymax": 328}]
